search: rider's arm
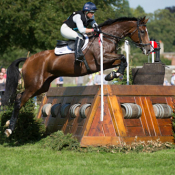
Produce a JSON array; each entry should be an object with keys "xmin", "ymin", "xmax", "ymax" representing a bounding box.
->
[
  {"xmin": 89, "ymin": 15, "xmax": 98, "ymax": 28},
  {"xmin": 73, "ymin": 14, "xmax": 94, "ymax": 33}
]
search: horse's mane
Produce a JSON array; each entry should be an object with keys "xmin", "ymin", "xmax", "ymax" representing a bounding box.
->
[{"xmin": 98, "ymin": 17, "xmax": 139, "ymax": 27}]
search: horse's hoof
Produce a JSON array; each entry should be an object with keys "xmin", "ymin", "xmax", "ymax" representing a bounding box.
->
[
  {"xmin": 5, "ymin": 120, "xmax": 10, "ymax": 127},
  {"xmin": 4, "ymin": 129, "xmax": 12, "ymax": 137},
  {"xmin": 105, "ymin": 71, "xmax": 115, "ymax": 81},
  {"xmin": 105, "ymin": 71, "xmax": 120, "ymax": 81}
]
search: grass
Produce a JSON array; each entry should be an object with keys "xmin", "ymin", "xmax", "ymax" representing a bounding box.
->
[{"xmin": 0, "ymin": 143, "xmax": 175, "ymax": 175}]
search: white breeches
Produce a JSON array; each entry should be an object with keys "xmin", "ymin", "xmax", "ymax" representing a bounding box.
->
[{"xmin": 60, "ymin": 23, "xmax": 83, "ymax": 40}]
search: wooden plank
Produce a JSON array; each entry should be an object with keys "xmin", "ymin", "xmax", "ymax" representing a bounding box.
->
[
  {"xmin": 157, "ymin": 119, "xmax": 172, "ymax": 126},
  {"xmin": 159, "ymin": 126, "xmax": 173, "ymax": 136},
  {"xmin": 83, "ymin": 90, "xmax": 101, "ymax": 136},
  {"xmin": 141, "ymin": 97, "xmax": 161, "ymax": 136},
  {"xmin": 166, "ymin": 97, "xmax": 174, "ymax": 109},
  {"xmin": 87, "ymin": 95, "xmax": 117, "ymax": 137},
  {"xmin": 47, "ymin": 86, "xmax": 99, "ymax": 97},
  {"xmin": 80, "ymin": 136, "xmax": 121, "ymax": 146},
  {"xmin": 121, "ymin": 136, "xmax": 174, "ymax": 145},
  {"xmin": 124, "ymin": 119, "xmax": 142, "ymax": 127},
  {"xmin": 107, "ymin": 86, "xmax": 127, "ymax": 137},
  {"xmin": 110, "ymin": 85, "xmax": 175, "ymax": 96},
  {"xmin": 135, "ymin": 97, "xmax": 151, "ymax": 136},
  {"xmin": 150, "ymin": 97, "xmax": 167, "ymax": 104},
  {"xmin": 80, "ymin": 136, "xmax": 174, "ymax": 146},
  {"xmin": 146, "ymin": 97, "xmax": 161, "ymax": 136},
  {"xmin": 118, "ymin": 96, "xmax": 135, "ymax": 103},
  {"xmin": 126, "ymin": 127, "xmax": 145, "ymax": 137},
  {"xmin": 87, "ymin": 101, "xmax": 104, "ymax": 136},
  {"xmin": 101, "ymin": 97, "xmax": 116, "ymax": 137}
]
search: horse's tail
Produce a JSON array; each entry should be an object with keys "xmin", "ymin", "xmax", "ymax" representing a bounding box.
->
[{"xmin": 2, "ymin": 58, "xmax": 27, "ymax": 105}]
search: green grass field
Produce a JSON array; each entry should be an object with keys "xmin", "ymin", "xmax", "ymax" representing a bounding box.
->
[{"xmin": 0, "ymin": 144, "xmax": 175, "ymax": 175}]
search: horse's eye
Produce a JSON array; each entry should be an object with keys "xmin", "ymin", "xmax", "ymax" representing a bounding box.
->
[{"xmin": 141, "ymin": 30, "xmax": 145, "ymax": 34}]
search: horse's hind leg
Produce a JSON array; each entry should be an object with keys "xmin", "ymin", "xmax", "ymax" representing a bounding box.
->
[
  {"xmin": 5, "ymin": 77, "xmax": 54, "ymax": 136},
  {"xmin": 5, "ymin": 87, "xmax": 36, "ymax": 137},
  {"xmin": 5, "ymin": 93, "xmax": 23, "ymax": 137}
]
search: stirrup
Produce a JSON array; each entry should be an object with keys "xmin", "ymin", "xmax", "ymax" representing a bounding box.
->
[
  {"xmin": 75, "ymin": 55, "xmax": 84, "ymax": 62},
  {"xmin": 75, "ymin": 58, "xmax": 83, "ymax": 62}
]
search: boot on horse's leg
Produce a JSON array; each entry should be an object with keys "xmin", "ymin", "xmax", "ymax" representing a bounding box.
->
[
  {"xmin": 75, "ymin": 37, "xmax": 84, "ymax": 62},
  {"xmin": 105, "ymin": 56, "xmax": 127, "ymax": 81},
  {"xmin": 4, "ymin": 93, "xmax": 22, "ymax": 137}
]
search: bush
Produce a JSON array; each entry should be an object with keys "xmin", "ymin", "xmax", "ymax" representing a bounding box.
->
[
  {"xmin": 40, "ymin": 131, "xmax": 80, "ymax": 151},
  {"xmin": 0, "ymin": 98, "xmax": 46, "ymax": 146}
]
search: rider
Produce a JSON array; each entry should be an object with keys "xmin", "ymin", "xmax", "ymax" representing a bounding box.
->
[{"xmin": 60, "ymin": 2, "xmax": 101, "ymax": 62}]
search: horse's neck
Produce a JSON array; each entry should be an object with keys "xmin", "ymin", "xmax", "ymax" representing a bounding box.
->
[{"xmin": 103, "ymin": 21, "xmax": 136, "ymax": 38}]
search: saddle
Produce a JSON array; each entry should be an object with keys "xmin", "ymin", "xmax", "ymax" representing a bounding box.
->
[
  {"xmin": 56, "ymin": 40, "xmax": 85, "ymax": 51},
  {"xmin": 54, "ymin": 34, "xmax": 89, "ymax": 55}
]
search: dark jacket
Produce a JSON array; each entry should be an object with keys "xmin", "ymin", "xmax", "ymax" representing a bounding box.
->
[{"xmin": 64, "ymin": 11, "xmax": 93, "ymax": 30}]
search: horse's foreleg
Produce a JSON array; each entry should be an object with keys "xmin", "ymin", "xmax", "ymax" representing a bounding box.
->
[
  {"xmin": 116, "ymin": 55, "xmax": 127, "ymax": 75},
  {"xmin": 5, "ymin": 93, "xmax": 22, "ymax": 137},
  {"xmin": 104, "ymin": 54, "xmax": 127, "ymax": 81}
]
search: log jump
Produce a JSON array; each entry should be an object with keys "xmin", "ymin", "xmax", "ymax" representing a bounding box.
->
[{"xmin": 37, "ymin": 85, "xmax": 175, "ymax": 146}]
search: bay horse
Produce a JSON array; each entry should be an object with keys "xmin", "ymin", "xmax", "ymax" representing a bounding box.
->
[{"xmin": 3, "ymin": 16, "xmax": 152, "ymax": 136}]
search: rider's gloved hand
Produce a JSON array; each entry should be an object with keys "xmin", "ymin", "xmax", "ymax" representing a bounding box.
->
[{"xmin": 93, "ymin": 26, "xmax": 102, "ymax": 34}]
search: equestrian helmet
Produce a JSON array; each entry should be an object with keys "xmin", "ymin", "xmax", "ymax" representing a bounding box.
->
[{"xmin": 83, "ymin": 2, "xmax": 97, "ymax": 13}]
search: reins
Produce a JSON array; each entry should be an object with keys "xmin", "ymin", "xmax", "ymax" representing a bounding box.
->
[{"xmin": 100, "ymin": 19, "xmax": 151, "ymax": 49}]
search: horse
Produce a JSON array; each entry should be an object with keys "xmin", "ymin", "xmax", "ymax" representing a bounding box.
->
[{"xmin": 2, "ymin": 16, "xmax": 153, "ymax": 137}]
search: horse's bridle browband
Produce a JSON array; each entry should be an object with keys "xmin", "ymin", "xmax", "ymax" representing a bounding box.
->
[{"xmin": 100, "ymin": 19, "xmax": 151, "ymax": 48}]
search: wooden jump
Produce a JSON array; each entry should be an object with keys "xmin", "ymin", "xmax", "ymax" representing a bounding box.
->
[{"xmin": 37, "ymin": 85, "xmax": 175, "ymax": 146}]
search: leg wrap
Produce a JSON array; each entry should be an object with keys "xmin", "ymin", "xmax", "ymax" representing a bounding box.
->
[{"xmin": 117, "ymin": 57, "xmax": 127, "ymax": 75}]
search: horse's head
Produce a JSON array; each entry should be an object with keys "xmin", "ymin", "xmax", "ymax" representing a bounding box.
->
[{"xmin": 129, "ymin": 17, "xmax": 153, "ymax": 55}]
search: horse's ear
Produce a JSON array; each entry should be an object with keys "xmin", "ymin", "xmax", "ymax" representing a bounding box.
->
[
  {"xmin": 144, "ymin": 18, "xmax": 149, "ymax": 24},
  {"xmin": 140, "ymin": 16, "xmax": 145, "ymax": 24},
  {"xmin": 140, "ymin": 16, "xmax": 148, "ymax": 24}
]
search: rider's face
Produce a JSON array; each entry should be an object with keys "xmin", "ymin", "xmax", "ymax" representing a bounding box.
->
[{"xmin": 86, "ymin": 12, "xmax": 94, "ymax": 19}]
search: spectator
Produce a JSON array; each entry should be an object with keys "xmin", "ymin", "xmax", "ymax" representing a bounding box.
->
[
  {"xmin": 1, "ymin": 67, "xmax": 7, "ymax": 79},
  {"xmin": 56, "ymin": 77, "xmax": 64, "ymax": 87},
  {"xmin": 163, "ymin": 78, "xmax": 171, "ymax": 86},
  {"xmin": 76, "ymin": 76, "xmax": 84, "ymax": 86},
  {"xmin": 171, "ymin": 70, "xmax": 175, "ymax": 85},
  {"xmin": 86, "ymin": 74, "xmax": 95, "ymax": 86},
  {"xmin": 94, "ymin": 71, "xmax": 108, "ymax": 85},
  {"xmin": 0, "ymin": 72, "xmax": 6, "ymax": 105}
]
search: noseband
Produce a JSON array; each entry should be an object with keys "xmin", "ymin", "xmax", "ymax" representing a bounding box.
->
[{"xmin": 130, "ymin": 20, "xmax": 151, "ymax": 47}]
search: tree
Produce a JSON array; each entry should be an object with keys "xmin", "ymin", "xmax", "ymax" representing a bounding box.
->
[
  {"xmin": 147, "ymin": 9, "xmax": 175, "ymax": 52},
  {"xmin": 165, "ymin": 6, "xmax": 175, "ymax": 13},
  {"xmin": 0, "ymin": 0, "xmax": 121, "ymax": 56},
  {"xmin": 115, "ymin": 0, "xmax": 132, "ymax": 18},
  {"xmin": 130, "ymin": 5, "xmax": 146, "ymax": 18}
]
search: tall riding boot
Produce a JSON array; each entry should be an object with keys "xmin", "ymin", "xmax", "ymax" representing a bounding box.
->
[{"xmin": 75, "ymin": 37, "xmax": 84, "ymax": 62}]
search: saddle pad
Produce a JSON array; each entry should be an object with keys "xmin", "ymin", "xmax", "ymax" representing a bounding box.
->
[{"xmin": 54, "ymin": 35, "xmax": 89, "ymax": 55}]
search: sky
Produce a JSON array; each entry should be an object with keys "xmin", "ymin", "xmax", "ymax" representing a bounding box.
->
[{"xmin": 128, "ymin": 0, "xmax": 175, "ymax": 13}]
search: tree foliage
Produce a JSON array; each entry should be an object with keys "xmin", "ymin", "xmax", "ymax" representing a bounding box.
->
[
  {"xmin": 0, "ymin": 1, "xmax": 174, "ymax": 65},
  {"xmin": 147, "ymin": 9, "xmax": 175, "ymax": 52},
  {"xmin": 130, "ymin": 5, "xmax": 146, "ymax": 18},
  {"xmin": 0, "ymin": 0, "xmax": 119, "ymax": 55}
]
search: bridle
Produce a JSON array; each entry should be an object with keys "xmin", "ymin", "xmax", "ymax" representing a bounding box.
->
[{"xmin": 100, "ymin": 19, "xmax": 151, "ymax": 49}]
